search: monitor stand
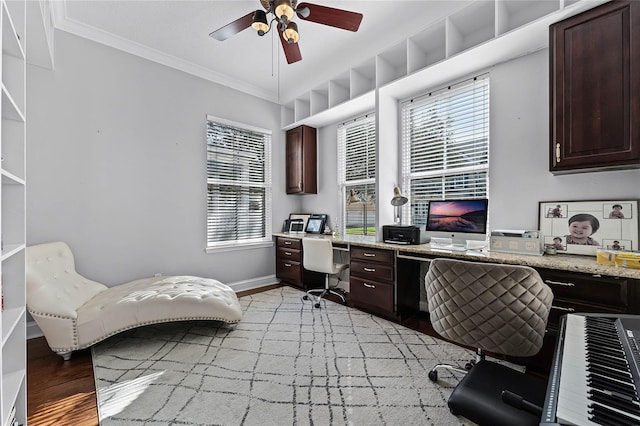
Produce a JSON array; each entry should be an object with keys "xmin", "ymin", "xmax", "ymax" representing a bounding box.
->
[{"xmin": 429, "ymin": 237, "xmax": 467, "ymax": 252}]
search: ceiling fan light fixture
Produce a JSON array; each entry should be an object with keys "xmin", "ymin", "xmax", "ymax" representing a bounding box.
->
[
  {"xmin": 275, "ymin": 0, "xmax": 294, "ymax": 22},
  {"xmin": 251, "ymin": 10, "xmax": 269, "ymax": 35},
  {"xmin": 284, "ymin": 21, "xmax": 299, "ymax": 44}
]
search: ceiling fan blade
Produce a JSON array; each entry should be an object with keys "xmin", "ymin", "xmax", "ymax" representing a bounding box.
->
[
  {"xmin": 296, "ymin": 2, "xmax": 363, "ymax": 32},
  {"xmin": 209, "ymin": 11, "xmax": 255, "ymax": 41},
  {"xmin": 279, "ymin": 28, "xmax": 302, "ymax": 64}
]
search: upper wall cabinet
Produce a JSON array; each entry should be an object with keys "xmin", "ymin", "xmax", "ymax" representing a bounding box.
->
[
  {"xmin": 286, "ymin": 125, "xmax": 317, "ymax": 195},
  {"xmin": 550, "ymin": 0, "xmax": 640, "ymax": 174}
]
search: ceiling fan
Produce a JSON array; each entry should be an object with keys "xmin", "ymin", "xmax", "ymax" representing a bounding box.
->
[{"xmin": 209, "ymin": 0, "xmax": 363, "ymax": 64}]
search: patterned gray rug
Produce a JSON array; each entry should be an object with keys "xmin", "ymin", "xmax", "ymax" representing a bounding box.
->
[{"xmin": 93, "ymin": 286, "xmax": 476, "ymax": 425}]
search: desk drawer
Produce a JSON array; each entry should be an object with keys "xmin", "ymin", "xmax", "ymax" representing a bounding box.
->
[
  {"xmin": 350, "ymin": 276, "xmax": 394, "ymax": 314},
  {"xmin": 350, "ymin": 247, "xmax": 394, "ymax": 264},
  {"xmin": 276, "ymin": 259, "xmax": 303, "ymax": 288},
  {"xmin": 351, "ymin": 260, "xmax": 394, "ymax": 283},
  {"xmin": 277, "ymin": 237, "xmax": 301, "ymax": 250},
  {"xmin": 548, "ymin": 298, "xmax": 624, "ymax": 328},
  {"xmin": 278, "ymin": 247, "xmax": 301, "ymax": 262},
  {"xmin": 539, "ymin": 269, "xmax": 628, "ymax": 308}
]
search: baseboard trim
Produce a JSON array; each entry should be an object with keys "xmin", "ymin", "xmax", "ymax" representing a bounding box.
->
[{"xmin": 227, "ymin": 274, "xmax": 279, "ymax": 292}]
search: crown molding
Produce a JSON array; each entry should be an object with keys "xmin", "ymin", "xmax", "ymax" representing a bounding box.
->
[{"xmin": 51, "ymin": 1, "xmax": 279, "ymax": 104}]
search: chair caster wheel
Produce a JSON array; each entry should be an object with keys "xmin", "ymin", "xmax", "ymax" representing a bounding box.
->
[
  {"xmin": 314, "ymin": 303, "xmax": 321, "ymax": 308},
  {"xmin": 465, "ymin": 361, "xmax": 475, "ymax": 370},
  {"xmin": 428, "ymin": 370, "xmax": 438, "ymax": 382},
  {"xmin": 303, "ymin": 295, "xmax": 309, "ymax": 300}
]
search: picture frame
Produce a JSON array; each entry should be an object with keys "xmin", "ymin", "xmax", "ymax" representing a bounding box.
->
[
  {"xmin": 538, "ymin": 199, "xmax": 639, "ymax": 256},
  {"xmin": 288, "ymin": 213, "xmax": 311, "ymax": 232}
]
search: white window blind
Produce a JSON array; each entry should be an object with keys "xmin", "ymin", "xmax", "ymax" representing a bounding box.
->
[
  {"xmin": 401, "ymin": 75, "xmax": 489, "ymax": 225},
  {"xmin": 338, "ymin": 114, "xmax": 376, "ymax": 236},
  {"xmin": 206, "ymin": 116, "xmax": 272, "ymax": 248}
]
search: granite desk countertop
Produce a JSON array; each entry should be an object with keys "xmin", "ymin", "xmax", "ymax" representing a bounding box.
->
[{"xmin": 273, "ymin": 232, "xmax": 640, "ymax": 280}]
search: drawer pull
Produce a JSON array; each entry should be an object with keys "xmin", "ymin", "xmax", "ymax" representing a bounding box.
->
[
  {"xmin": 363, "ymin": 253, "xmax": 376, "ymax": 257},
  {"xmin": 284, "ymin": 252, "xmax": 292, "ymax": 256},
  {"xmin": 363, "ymin": 283, "xmax": 376, "ymax": 289},
  {"xmin": 545, "ymin": 279, "xmax": 575, "ymax": 287},
  {"xmin": 363, "ymin": 267, "xmax": 376, "ymax": 272},
  {"xmin": 551, "ymin": 306, "xmax": 576, "ymax": 312},
  {"xmin": 284, "ymin": 263, "xmax": 292, "ymax": 267},
  {"xmin": 284, "ymin": 241, "xmax": 292, "ymax": 245}
]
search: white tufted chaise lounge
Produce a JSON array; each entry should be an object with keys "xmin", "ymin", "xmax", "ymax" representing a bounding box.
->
[{"xmin": 26, "ymin": 241, "xmax": 243, "ymax": 360}]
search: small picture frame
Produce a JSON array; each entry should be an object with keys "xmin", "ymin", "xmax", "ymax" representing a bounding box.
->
[
  {"xmin": 288, "ymin": 213, "xmax": 311, "ymax": 232},
  {"xmin": 538, "ymin": 199, "xmax": 639, "ymax": 256}
]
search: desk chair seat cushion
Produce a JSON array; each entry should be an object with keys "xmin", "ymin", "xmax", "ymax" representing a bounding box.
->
[
  {"xmin": 447, "ymin": 360, "xmax": 546, "ymax": 426},
  {"xmin": 426, "ymin": 258, "xmax": 553, "ymax": 357}
]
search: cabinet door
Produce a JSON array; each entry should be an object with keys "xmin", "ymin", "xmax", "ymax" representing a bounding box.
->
[
  {"xmin": 285, "ymin": 125, "xmax": 317, "ymax": 194},
  {"xmin": 550, "ymin": 1, "xmax": 640, "ymax": 173}
]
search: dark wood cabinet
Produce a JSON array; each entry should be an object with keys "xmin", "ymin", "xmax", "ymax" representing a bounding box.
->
[
  {"xmin": 286, "ymin": 125, "xmax": 317, "ymax": 194},
  {"xmin": 349, "ymin": 247, "xmax": 395, "ymax": 316},
  {"xmin": 549, "ymin": 0, "xmax": 640, "ymax": 173},
  {"xmin": 537, "ymin": 268, "xmax": 632, "ymax": 328},
  {"xmin": 275, "ymin": 237, "xmax": 303, "ymax": 288}
]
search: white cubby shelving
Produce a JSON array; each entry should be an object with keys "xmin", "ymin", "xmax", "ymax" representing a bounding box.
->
[
  {"xmin": 1, "ymin": 0, "xmax": 53, "ymax": 425},
  {"xmin": 281, "ymin": 0, "xmax": 608, "ymax": 130},
  {"xmin": 1, "ymin": 0, "xmax": 27, "ymax": 423}
]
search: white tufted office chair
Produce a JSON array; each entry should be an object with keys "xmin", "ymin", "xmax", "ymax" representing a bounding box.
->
[
  {"xmin": 301, "ymin": 238, "xmax": 348, "ymax": 308},
  {"xmin": 425, "ymin": 258, "xmax": 553, "ymax": 426}
]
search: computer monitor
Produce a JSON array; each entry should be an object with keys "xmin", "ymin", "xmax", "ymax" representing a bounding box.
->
[{"xmin": 425, "ymin": 199, "xmax": 489, "ymax": 246}]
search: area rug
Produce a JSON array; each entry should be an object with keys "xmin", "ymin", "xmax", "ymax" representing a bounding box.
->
[{"xmin": 93, "ymin": 286, "xmax": 478, "ymax": 425}]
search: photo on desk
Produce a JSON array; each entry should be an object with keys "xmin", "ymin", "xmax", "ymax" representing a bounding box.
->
[
  {"xmin": 289, "ymin": 213, "xmax": 311, "ymax": 231},
  {"xmin": 539, "ymin": 199, "xmax": 639, "ymax": 256}
]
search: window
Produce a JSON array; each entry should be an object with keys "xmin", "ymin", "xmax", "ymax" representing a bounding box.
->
[
  {"xmin": 338, "ymin": 114, "xmax": 376, "ymax": 236},
  {"xmin": 206, "ymin": 116, "xmax": 272, "ymax": 250},
  {"xmin": 401, "ymin": 75, "xmax": 489, "ymax": 225}
]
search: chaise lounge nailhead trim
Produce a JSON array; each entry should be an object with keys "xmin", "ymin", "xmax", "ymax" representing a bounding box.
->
[{"xmin": 27, "ymin": 242, "xmax": 243, "ymax": 359}]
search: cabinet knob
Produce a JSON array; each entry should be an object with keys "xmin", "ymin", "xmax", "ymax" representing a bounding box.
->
[
  {"xmin": 284, "ymin": 252, "xmax": 292, "ymax": 256},
  {"xmin": 284, "ymin": 263, "xmax": 292, "ymax": 267},
  {"xmin": 555, "ymin": 142, "xmax": 561, "ymax": 163}
]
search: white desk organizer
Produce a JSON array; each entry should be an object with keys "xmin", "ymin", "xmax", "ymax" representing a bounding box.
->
[{"xmin": 490, "ymin": 230, "xmax": 543, "ymax": 256}]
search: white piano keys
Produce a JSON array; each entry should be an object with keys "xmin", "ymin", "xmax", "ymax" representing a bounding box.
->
[{"xmin": 556, "ymin": 314, "xmax": 640, "ymax": 426}]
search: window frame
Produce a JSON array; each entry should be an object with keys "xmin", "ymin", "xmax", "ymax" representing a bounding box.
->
[
  {"xmin": 337, "ymin": 113, "xmax": 377, "ymax": 236},
  {"xmin": 205, "ymin": 115, "xmax": 273, "ymax": 253},
  {"xmin": 400, "ymin": 75, "xmax": 490, "ymax": 226}
]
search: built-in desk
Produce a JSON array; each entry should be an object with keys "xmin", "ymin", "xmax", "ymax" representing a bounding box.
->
[
  {"xmin": 274, "ymin": 232, "xmax": 640, "ymax": 322},
  {"xmin": 274, "ymin": 232, "xmax": 640, "ymax": 374}
]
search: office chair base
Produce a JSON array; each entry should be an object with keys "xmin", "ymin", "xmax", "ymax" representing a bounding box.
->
[
  {"xmin": 428, "ymin": 364, "xmax": 470, "ymax": 382},
  {"xmin": 303, "ymin": 287, "xmax": 346, "ymax": 308}
]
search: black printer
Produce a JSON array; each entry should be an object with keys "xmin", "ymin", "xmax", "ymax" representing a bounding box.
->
[{"xmin": 382, "ymin": 225, "xmax": 430, "ymax": 245}]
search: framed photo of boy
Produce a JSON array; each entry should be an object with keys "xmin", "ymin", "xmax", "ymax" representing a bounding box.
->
[{"xmin": 538, "ymin": 200, "xmax": 639, "ymax": 256}]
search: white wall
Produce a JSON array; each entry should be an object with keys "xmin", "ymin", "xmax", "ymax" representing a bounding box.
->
[
  {"xmin": 26, "ymin": 30, "xmax": 297, "ymax": 288},
  {"xmin": 310, "ymin": 48, "xmax": 638, "ymax": 234},
  {"xmin": 26, "ymin": 31, "xmax": 639, "ymax": 290}
]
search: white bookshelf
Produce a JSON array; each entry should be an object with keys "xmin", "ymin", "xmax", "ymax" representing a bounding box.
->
[
  {"xmin": 1, "ymin": 0, "xmax": 26, "ymax": 423},
  {"xmin": 1, "ymin": 0, "xmax": 52, "ymax": 424},
  {"xmin": 280, "ymin": 0, "xmax": 608, "ymax": 130}
]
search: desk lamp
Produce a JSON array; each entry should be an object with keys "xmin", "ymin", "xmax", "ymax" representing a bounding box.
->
[{"xmin": 391, "ymin": 186, "xmax": 408, "ymax": 225}]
